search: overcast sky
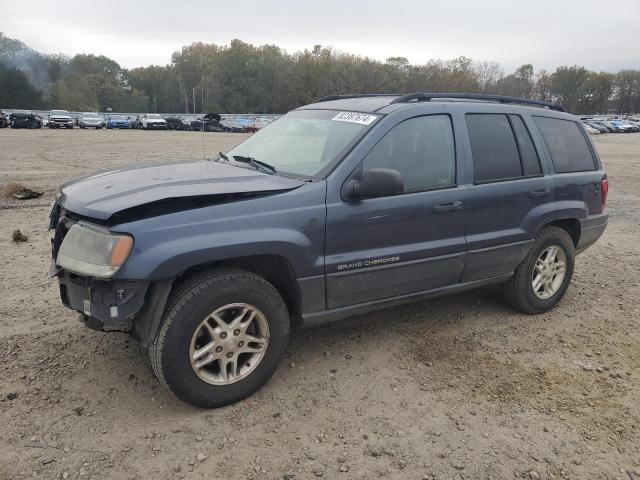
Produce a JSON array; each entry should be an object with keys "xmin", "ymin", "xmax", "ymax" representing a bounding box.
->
[{"xmin": 3, "ymin": 0, "xmax": 638, "ymax": 72}]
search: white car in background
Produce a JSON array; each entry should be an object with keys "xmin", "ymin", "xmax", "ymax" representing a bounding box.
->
[
  {"xmin": 48, "ymin": 109, "xmax": 74, "ymax": 129},
  {"xmin": 139, "ymin": 114, "xmax": 167, "ymax": 130},
  {"xmin": 79, "ymin": 113, "xmax": 105, "ymax": 129},
  {"xmin": 583, "ymin": 123, "xmax": 600, "ymax": 135}
]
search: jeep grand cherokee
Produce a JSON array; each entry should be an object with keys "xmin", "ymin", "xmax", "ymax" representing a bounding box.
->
[{"xmin": 49, "ymin": 93, "xmax": 608, "ymax": 408}]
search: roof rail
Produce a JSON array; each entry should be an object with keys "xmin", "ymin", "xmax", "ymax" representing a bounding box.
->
[
  {"xmin": 315, "ymin": 94, "xmax": 397, "ymax": 103},
  {"xmin": 389, "ymin": 93, "xmax": 565, "ymax": 112}
]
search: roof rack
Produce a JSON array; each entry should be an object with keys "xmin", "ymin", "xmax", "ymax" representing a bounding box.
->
[
  {"xmin": 315, "ymin": 94, "xmax": 397, "ymax": 103},
  {"xmin": 389, "ymin": 93, "xmax": 565, "ymax": 112}
]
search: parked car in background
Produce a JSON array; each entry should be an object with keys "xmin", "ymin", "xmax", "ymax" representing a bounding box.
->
[
  {"xmin": 221, "ymin": 119, "xmax": 247, "ymax": 133},
  {"xmin": 583, "ymin": 124, "xmax": 600, "ymax": 135},
  {"xmin": 0, "ymin": 110, "xmax": 7, "ymax": 128},
  {"xmin": 583, "ymin": 122, "xmax": 605, "ymax": 133},
  {"xmin": 586, "ymin": 121, "xmax": 610, "ymax": 133},
  {"xmin": 10, "ymin": 110, "xmax": 42, "ymax": 128},
  {"xmin": 49, "ymin": 93, "xmax": 608, "ymax": 408},
  {"xmin": 603, "ymin": 120, "xmax": 624, "ymax": 133},
  {"xmin": 243, "ymin": 124, "xmax": 261, "ymax": 133},
  {"xmin": 607, "ymin": 119, "xmax": 637, "ymax": 133},
  {"xmin": 191, "ymin": 113, "xmax": 225, "ymax": 132},
  {"xmin": 619, "ymin": 120, "xmax": 639, "ymax": 131},
  {"xmin": 79, "ymin": 113, "xmax": 105, "ymax": 129},
  {"xmin": 139, "ymin": 114, "xmax": 168, "ymax": 130},
  {"xmin": 105, "ymin": 115, "xmax": 131, "ymax": 129},
  {"xmin": 130, "ymin": 115, "xmax": 141, "ymax": 129},
  {"xmin": 165, "ymin": 116, "xmax": 190, "ymax": 130},
  {"xmin": 48, "ymin": 110, "xmax": 74, "ymax": 129}
]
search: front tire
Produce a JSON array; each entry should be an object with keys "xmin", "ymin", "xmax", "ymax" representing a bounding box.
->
[
  {"xmin": 502, "ymin": 226, "xmax": 575, "ymax": 314},
  {"xmin": 149, "ymin": 269, "xmax": 290, "ymax": 408}
]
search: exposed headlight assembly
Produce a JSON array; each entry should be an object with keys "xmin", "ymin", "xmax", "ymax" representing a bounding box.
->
[{"xmin": 56, "ymin": 223, "xmax": 133, "ymax": 279}]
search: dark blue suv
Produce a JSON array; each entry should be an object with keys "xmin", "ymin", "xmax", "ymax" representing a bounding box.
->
[{"xmin": 49, "ymin": 93, "xmax": 608, "ymax": 407}]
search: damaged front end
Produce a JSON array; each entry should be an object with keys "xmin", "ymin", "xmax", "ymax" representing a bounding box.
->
[
  {"xmin": 49, "ymin": 201, "xmax": 170, "ymax": 343},
  {"xmin": 48, "ymin": 159, "xmax": 305, "ymax": 342}
]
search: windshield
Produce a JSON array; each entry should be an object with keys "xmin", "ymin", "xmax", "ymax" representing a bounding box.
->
[
  {"xmin": 51, "ymin": 110, "xmax": 69, "ymax": 116},
  {"xmin": 110, "ymin": 116, "xmax": 126, "ymax": 120},
  {"xmin": 148, "ymin": 114, "xmax": 162, "ymax": 119},
  {"xmin": 84, "ymin": 114, "xmax": 101, "ymax": 119},
  {"xmin": 226, "ymin": 110, "xmax": 378, "ymax": 177}
]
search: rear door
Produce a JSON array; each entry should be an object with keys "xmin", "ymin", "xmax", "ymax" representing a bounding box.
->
[
  {"xmin": 463, "ymin": 112, "xmax": 555, "ymax": 282},
  {"xmin": 324, "ymin": 113, "xmax": 467, "ymax": 309}
]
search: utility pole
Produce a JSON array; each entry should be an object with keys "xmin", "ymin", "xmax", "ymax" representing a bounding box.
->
[
  {"xmin": 184, "ymin": 90, "xmax": 188, "ymax": 114},
  {"xmin": 192, "ymin": 87, "xmax": 197, "ymax": 115}
]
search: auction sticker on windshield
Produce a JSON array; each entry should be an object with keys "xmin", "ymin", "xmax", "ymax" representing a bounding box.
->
[{"xmin": 332, "ymin": 112, "xmax": 378, "ymax": 125}]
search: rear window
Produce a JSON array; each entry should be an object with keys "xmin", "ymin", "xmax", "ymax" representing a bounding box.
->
[
  {"xmin": 466, "ymin": 114, "xmax": 522, "ymax": 182},
  {"xmin": 533, "ymin": 116, "xmax": 597, "ymax": 173}
]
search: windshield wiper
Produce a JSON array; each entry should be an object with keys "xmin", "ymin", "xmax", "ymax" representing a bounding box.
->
[
  {"xmin": 208, "ymin": 151, "xmax": 230, "ymax": 163},
  {"xmin": 231, "ymin": 155, "xmax": 277, "ymax": 175}
]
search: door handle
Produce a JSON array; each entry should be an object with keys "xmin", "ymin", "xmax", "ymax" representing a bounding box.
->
[
  {"xmin": 432, "ymin": 201, "xmax": 463, "ymax": 213},
  {"xmin": 529, "ymin": 188, "xmax": 552, "ymax": 198}
]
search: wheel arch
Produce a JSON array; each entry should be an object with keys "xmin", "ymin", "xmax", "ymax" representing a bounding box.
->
[
  {"xmin": 173, "ymin": 254, "xmax": 302, "ymax": 319},
  {"xmin": 134, "ymin": 254, "xmax": 302, "ymax": 346},
  {"xmin": 539, "ymin": 218, "xmax": 581, "ymax": 247}
]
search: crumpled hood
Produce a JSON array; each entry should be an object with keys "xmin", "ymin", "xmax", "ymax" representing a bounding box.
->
[{"xmin": 59, "ymin": 160, "xmax": 305, "ymax": 220}]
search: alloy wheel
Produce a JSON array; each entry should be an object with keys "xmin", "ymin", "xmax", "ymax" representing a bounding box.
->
[
  {"xmin": 189, "ymin": 303, "xmax": 269, "ymax": 385},
  {"xmin": 532, "ymin": 245, "xmax": 567, "ymax": 299}
]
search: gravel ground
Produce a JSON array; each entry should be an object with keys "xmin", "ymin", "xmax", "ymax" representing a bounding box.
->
[{"xmin": 0, "ymin": 128, "xmax": 638, "ymax": 480}]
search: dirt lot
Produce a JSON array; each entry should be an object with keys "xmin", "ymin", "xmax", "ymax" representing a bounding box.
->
[{"xmin": 0, "ymin": 128, "xmax": 638, "ymax": 480}]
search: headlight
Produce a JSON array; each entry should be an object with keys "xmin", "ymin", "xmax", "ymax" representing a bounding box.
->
[{"xmin": 56, "ymin": 223, "xmax": 133, "ymax": 279}]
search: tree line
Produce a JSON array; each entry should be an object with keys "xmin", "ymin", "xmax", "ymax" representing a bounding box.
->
[{"xmin": 1, "ymin": 33, "xmax": 640, "ymax": 115}]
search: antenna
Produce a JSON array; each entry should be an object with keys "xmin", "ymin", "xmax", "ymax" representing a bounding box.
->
[{"xmin": 201, "ymin": 48, "xmax": 206, "ymax": 161}]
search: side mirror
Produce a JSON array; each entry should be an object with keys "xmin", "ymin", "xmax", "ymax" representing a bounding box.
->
[{"xmin": 343, "ymin": 168, "xmax": 404, "ymax": 200}]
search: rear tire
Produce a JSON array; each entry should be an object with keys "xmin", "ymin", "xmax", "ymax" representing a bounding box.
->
[
  {"xmin": 502, "ymin": 226, "xmax": 575, "ymax": 314},
  {"xmin": 149, "ymin": 269, "xmax": 290, "ymax": 408}
]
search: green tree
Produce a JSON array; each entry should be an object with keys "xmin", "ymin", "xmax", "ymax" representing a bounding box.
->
[
  {"xmin": 614, "ymin": 70, "xmax": 640, "ymax": 114},
  {"xmin": 0, "ymin": 64, "xmax": 44, "ymax": 108},
  {"xmin": 551, "ymin": 66, "xmax": 589, "ymax": 113}
]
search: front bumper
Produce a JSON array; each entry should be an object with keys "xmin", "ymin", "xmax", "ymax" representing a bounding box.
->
[
  {"xmin": 146, "ymin": 123, "xmax": 167, "ymax": 129},
  {"xmin": 50, "ymin": 120, "xmax": 73, "ymax": 127},
  {"xmin": 12, "ymin": 119, "xmax": 35, "ymax": 127},
  {"xmin": 57, "ymin": 270, "xmax": 150, "ymax": 332}
]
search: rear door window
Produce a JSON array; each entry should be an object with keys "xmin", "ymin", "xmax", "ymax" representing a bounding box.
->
[
  {"xmin": 466, "ymin": 114, "xmax": 522, "ymax": 182},
  {"xmin": 509, "ymin": 115, "xmax": 542, "ymax": 176},
  {"xmin": 533, "ymin": 116, "xmax": 597, "ymax": 173}
]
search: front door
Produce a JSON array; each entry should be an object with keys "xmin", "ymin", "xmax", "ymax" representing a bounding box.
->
[{"xmin": 324, "ymin": 114, "xmax": 467, "ymax": 309}]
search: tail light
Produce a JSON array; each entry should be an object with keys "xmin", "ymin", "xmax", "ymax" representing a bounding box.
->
[{"xmin": 600, "ymin": 177, "xmax": 609, "ymax": 213}]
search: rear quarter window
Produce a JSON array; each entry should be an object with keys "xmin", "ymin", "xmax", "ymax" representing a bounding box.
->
[{"xmin": 533, "ymin": 116, "xmax": 597, "ymax": 173}]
